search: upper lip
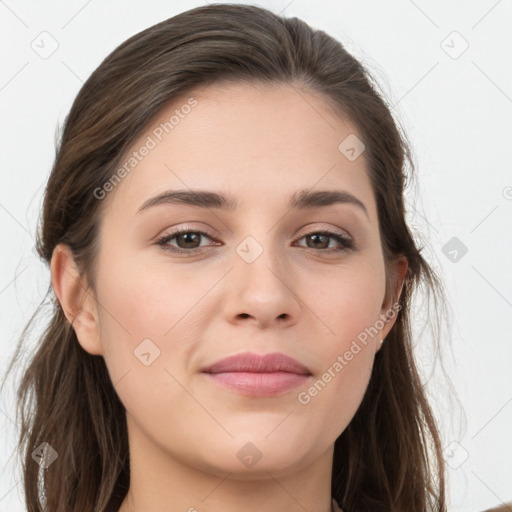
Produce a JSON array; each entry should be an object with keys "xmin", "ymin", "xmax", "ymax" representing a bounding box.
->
[{"xmin": 201, "ymin": 351, "xmax": 312, "ymax": 375}]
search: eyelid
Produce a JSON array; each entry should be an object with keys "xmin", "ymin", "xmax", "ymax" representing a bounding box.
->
[
  {"xmin": 299, "ymin": 225, "xmax": 352, "ymax": 240},
  {"xmin": 155, "ymin": 224, "xmax": 357, "ymax": 254},
  {"xmin": 156, "ymin": 223, "xmax": 352, "ymax": 241},
  {"xmin": 294, "ymin": 228, "xmax": 356, "ymax": 252}
]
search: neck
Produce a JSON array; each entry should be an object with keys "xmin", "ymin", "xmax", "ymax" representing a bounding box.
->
[{"xmin": 118, "ymin": 415, "xmax": 335, "ymax": 512}]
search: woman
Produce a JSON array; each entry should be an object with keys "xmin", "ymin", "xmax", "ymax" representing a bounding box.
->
[{"xmin": 3, "ymin": 4, "xmax": 449, "ymax": 511}]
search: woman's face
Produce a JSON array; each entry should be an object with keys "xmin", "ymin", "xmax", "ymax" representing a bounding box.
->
[{"xmin": 67, "ymin": 82, "xmax": 405, "ymax": 479}]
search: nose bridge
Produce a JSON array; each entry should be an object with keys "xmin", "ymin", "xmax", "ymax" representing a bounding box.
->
[
  {"xmin": 235, "ymin": 232, "xmax": 288, "ymax": 292},
  {"xmin": 224, "ymin": 231, "xmax": 300, "ymax": 326}
]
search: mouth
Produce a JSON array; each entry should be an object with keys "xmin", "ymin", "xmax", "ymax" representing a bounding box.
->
[{"xmin": 200, "ymin": 351, "xmax": 313, "ymax": 397}]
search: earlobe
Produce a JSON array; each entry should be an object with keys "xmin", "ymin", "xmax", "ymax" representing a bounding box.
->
[
  {"xmin": 376, "ymin": 256, "xmax": 408, "ymax": 353},
  {"xmin": 393, "ymin": 256, "xmax": 408, "ymax": 306},
  {"xmin": 50, "ymin": 244, "xmax": 103, "ymax": 355},
  {"xmin": 375, "ymin": 336, "xmax": 385, "ymax": 354}
]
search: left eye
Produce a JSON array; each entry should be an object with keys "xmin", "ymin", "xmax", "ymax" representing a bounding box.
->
[
  {"xmin": 294, "ymin": 231, "xmax": 355, "ymax": 251},
  {"xmin": 155, "ymin": 229, "xmax": 356, "ymax": 254}
]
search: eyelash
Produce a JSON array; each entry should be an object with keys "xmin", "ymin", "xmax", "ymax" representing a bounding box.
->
[{"xmin": 155, "ymin": 226, "xmax": 357, "ymax": 255}]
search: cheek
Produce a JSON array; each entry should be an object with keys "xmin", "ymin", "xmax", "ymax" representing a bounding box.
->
[
  {"xmin": 95, "ymin": 251, "xmax": 209, "ymax": 342},
  {"xmin": 295, "ymin": 265, "xmax": 383, "ymax": 427},
  {"xmin": 307, "ymin": 261, "xmax": 385, "ymax": 344},
  {"xmin": 93, "ymin": 261, "xmax": 197, "ymax": 423},
  {"xmin": 93, "ymin": 252, "xmax": 215, "ymax": 406},
  {"xmin": 298, "ymin": 302, "xmax": 377, "ymax": 440}
]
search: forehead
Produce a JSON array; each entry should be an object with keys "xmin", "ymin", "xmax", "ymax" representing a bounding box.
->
[{"xmin": 103, "ymin": 81, "xmax": 375, "ymax": 219}]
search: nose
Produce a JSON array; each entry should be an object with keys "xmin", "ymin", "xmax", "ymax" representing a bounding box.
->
[{"xmin": 222, "ymin": 238, "xmax": 301, "ymax": 329}]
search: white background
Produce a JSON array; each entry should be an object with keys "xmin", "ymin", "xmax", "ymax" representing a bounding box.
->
[{"xmin": 1, "ymin": 1, "xmax": 511, "ymax": 511}]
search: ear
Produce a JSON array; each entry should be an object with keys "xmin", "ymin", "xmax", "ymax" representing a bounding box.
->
[
  {"xmin": 375, "ymin": 255, "xmax": 408, "ymax": 353},
  {"xmin": 50, "ymin": 243, "xmax": 103, "ymax": 355}
]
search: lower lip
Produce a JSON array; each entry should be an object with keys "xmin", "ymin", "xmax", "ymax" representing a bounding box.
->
[{"xmin": 202, "ymin": 371, "xmax": 311, "ymax": 397}]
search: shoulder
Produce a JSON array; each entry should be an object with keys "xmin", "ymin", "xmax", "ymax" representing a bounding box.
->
[
  {"xmin": 481, "ymin": 504, "xmax": 512, "ymax": 512},
  {"xmin": 332, "ymin": 497, "xmax": 343, "ymax": 512}
]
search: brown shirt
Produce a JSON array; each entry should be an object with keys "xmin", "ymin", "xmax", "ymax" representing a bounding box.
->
[
  {"xmin": 481, "ymin": 505, "xmax": 512, "ymax": 512},
  {"xmin": 331, "ymin": 498, "xmax": 512, "ymax": 511}
]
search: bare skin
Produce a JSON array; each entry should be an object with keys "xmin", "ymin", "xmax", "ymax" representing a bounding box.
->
[{"xmin": 51, "ymin": 81, "xmax": 407, "ymax": 512}]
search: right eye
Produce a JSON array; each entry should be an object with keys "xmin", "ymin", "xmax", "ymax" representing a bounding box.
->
[{"xmin": 155, "ymin": 227, "xmax": 220, "ymax": 254}]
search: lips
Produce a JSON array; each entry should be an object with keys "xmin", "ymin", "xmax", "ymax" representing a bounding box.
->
[
  {"xmin": 200, "ymin": 351, "xmax": 312, "ymax": 376},
  {"xmin": 200, "ymin": 352, "xmax": 313, "ymax": 396}
]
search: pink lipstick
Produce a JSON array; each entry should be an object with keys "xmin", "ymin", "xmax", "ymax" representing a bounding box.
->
[{"xmin": 201, "ymin": 351, "xmax": 312, "ymax": 397}]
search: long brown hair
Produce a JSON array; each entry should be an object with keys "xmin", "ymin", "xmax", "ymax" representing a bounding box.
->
[{"xmin": 2, "ymin": 3, "xmax": 451, "ymax": 511}]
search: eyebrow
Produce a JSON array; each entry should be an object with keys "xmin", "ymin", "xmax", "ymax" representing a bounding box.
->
[{"xmin": 136, "ymin": 188, "xmax": 369, "ymax": 219}]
